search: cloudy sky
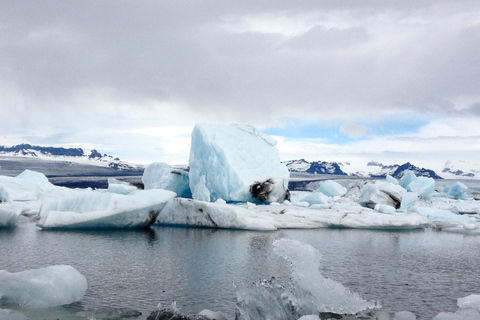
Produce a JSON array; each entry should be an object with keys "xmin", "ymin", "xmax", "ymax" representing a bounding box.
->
[{"xmin": 1, "ymin": 1, "xmax": 479, "ymax": 171}]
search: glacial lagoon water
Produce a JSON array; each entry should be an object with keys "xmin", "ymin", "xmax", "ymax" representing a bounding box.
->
[{"xmin": 1, "ymin": 220, "xmax": 480, "ymax": 319}]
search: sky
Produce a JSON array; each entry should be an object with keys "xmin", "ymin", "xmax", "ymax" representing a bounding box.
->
[{"xmin": 1, "ymin": 1, "xmax": 479, "ymax": 171}]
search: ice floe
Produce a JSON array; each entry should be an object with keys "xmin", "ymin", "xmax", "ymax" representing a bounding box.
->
[{"xmin": 0, "ymin": 265, "xmax": 87, "ymax": 308}]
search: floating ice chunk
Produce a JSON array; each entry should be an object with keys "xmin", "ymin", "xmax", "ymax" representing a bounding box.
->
[
  {"xmin": 215, "ymin": 198, "xmax": 226, "ymax": 204},
  {"xmin": 400, "ymin": 170, "xmax": 416, "ymax": 189},
  {"xmin": 0, "ymin": 265, "xmax": 87, "ymax": 308},
  {"xmin": 315, "ymin": 180, "xmax": 346, "ymax": 197},
  {"xmin": 358, "ymin": 182, "xmax": 403, "ymax": 209},
  {"xmin": 273, "ymin": 238, "xmax": 377, "ymax": 314},
  {"xmin": 385, "ymin": 174, "xmax": 399, "ymax": 185},
  {"xmin": 297, "ymin": 316, "xmax": 320, "ymax": 320},
  {"xmin": 0, "ymin": 202, "xmax": 23, "ymax": 228},
  {"xmin": 338, "ymin": 209, "xmax": 428, "ymax": 230},
  {"xmin": 413, "ymin": 207, "xmax": 480, "ymax": 234},
  {"xmin": 406, "ymin": 176, "xmax": 435, "ymax": 198},
  {"xmin": 189, "ymin": 123, "xmax": 289, "ymax": 203},
  {"xmin": 398, "ymin": 192, "xmax": 418, "ymax": 212},
  {"xmin": 198, "ymin": 309, "xmax": 228, "ymax": 319},
  {"xmin": 440, "ymin": 182, "xmax": 469, "ymax": 200},
  {"xmin": 37, "ymin": 189, "xmax": 176, "ymax": 229},
  {"xmin": 300, "ymin": 192, "xmax": 330, "ymax": 206},
  {"xmin": 107, "ymin": 178, "xmax": 137, "ymax": 195},
  {"xmin": 374, "ymin": 204, "xmax": 396, "ymax": 214},
  {"xmin": 433, "ymin": 294, "xmax": 480, "ymax": 320},
  {"xmin": 0, "ymin": 170, "xmax": 75, "ymax": 211},
  {"xmin": 142, "ymin": 162, "xmax": 191, "ymax": 198}
]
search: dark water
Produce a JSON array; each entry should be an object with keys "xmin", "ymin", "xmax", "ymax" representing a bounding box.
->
[{"xmin": 1, "ymin": 220, "xmax": 480, "ymax": 319}]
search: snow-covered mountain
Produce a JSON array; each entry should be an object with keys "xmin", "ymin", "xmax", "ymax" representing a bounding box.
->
[
  {"xmin": 283, "ymin": 159, "xmax": 348, "ymax": 175},
  {"xmin": 0, "ymin": 144, "xmax": 141, "ymax": 170},
  {"xmin": 441, "ymin": 160, "xmax": 480, "ymax": 179},
  {"xmin": 285, "ymin": 159, "xmax": 443, "ymax": 179}
]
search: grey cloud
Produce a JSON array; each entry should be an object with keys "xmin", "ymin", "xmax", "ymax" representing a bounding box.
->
[
  {"xmin": 286, "ymin": 26, "xmax": 371, "ymax": 51},
  {"xmin": 1, "ymin": 0, "xmax": 480, "ymax": 132}
]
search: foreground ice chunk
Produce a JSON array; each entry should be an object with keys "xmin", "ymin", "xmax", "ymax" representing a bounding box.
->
[
  {"xmin": 273, "ymin": 239, "xmax": 377, "ymax": 314},
  {"xmin": 314, "ymin": 180, "xmax": 346, "ymax": 197},
  {"xmin": 236, "ymin": 239, "xmax": 378, "ymax": 320},
  {"xmin": 0, "ymin": 203, "xmax": 23, "ymax": 228},
  {"xmin": 433, "ymin": 294, "xmax": 480, "ymax": 320},
  {"xmin": 142, "ymin": 162, "xmax": 192, "ymax": 198},
  {"xmin": 37, "ymin": 189, "xmax": 176, "ymax": 229},
  {"xmin": 0, "ymin": 265, "xmax": 87, "ymax": 308},
  {"xmin": 189, "ymin": 123, "xmax": 289, "ymax": 203},
  {"xmin": 0, "ymin": 309, "xmax": 27, "ymax": 320}
]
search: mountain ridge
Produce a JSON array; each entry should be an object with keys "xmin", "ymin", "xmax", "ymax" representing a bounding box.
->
[
  {"xmin": 0, "ymin": 143, "xmax": 141, "ymax": 171},
  {"xmin": 284, "ymin": 159, "xmax": 444, "ymax": 179}
]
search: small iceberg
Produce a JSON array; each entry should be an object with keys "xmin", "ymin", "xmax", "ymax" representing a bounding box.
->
[{"xmin": 0, "ymin": 265, "xmax": 87, "ymax": 308}]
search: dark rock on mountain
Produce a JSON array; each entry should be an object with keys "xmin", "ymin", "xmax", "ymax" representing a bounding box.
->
[
  {"xmin": 392, "ymin": 162, "xmax": 443, "ymax": 179},
  {"xmin": 284, "ymin": 159, "xmax": 348, "ymax": 175},
  {"xmin": 306, "ymin": 161, "xmax": 347, "ymax": 175}
]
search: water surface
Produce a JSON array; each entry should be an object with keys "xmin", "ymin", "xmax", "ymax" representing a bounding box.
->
[{"xmin": 1, "ymin": 220, "xmax": 480, "ymax": 319}]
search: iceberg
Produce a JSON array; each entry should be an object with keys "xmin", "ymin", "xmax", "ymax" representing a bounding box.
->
[
  {"xmin": 37, "ymin": 189, "xmax": 176, "ymax": 229},
  {"xmin": 188, "ymin": 123, "xmax": 290, "ymax": 203},
  {"xmin": 142, "ymin": 162, "xmax": 192, "ymax": 198},
  {"xmin": 358, "ymin": 182, "xmax": 403, "ymax": 210},
  {"xmin": 0, "ymin": 265, "xmax": 87, "ymax": 308}
]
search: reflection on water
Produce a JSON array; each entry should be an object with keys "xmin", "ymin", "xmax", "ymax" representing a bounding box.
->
[{"xmin": 1, "ymin": 221, "xmax": 480, "ymax": 319}]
